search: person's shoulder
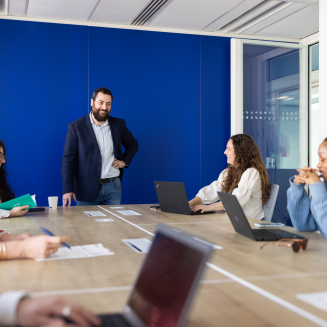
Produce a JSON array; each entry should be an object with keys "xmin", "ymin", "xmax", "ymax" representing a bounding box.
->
[
  {"xmin": 242, "ymin": 167, "xmax": 260, "ymax": 178},
  {"xmin": 109, "ymin": 116, "xmax": 126, "ymax": 124},
  {"xmin": 218, "ymin": 168, "xmax": 228, "ymax": 179},
  {"xmin": 69, "ymin": 115, "xmax": 89, "ymax": 126}
]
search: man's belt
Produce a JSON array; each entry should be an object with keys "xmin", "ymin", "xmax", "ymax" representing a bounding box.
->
[{"xmin": 100, "ymin": 176, "xmax": 119, "ymax": 184}]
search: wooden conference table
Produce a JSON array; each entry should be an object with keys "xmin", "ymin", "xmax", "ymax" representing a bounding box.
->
[{"xmin": 1, "ymin": 205, "xmax": 327, "ymax": 327}]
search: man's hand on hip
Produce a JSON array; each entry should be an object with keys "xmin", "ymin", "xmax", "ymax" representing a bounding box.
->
[
  {"xmin": 63, "ymin": 193, "xmax": 76, "ymax": 206},
  {"xmin": 112, "ymin": 158, "xmax": 126, "ymax": 169}
]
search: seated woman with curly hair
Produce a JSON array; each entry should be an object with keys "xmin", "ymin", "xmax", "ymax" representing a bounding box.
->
[{"xmin": 189, "ymin": 134, "xmax": 270, "ymax": 220}]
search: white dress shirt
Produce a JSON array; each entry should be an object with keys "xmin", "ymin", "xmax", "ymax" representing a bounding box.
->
[
  {"xmin": 0, "ymin": 200, "xmax": 9, "ymax": 219},
  {"xmin": 196, "ymin": 168, "xmax": 264, "ymax": 220},
  {"xmin": 89, "ymin": 113, "xmax": 119, "ymax": 179},
  {"xmin": 0, "ymin": 291, "xmax": 28, "ymax": 326}
]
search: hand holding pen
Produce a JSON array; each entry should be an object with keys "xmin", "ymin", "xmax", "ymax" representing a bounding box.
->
[{"xmin": 40, "ymin": 227, "xmax": 71, "ymax": 249}]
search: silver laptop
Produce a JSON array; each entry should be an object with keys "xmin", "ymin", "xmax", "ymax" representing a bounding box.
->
[
  {"xmin": 218, "ymin": 192, "xmax": 304, "ymax": 241},
  {"xmin": 154, "ymin": 181, "xmax": 215, "ymax": 215},
  {"xmin": 99, "ymin": 224, "xmax": 213, "ymax": 327}
]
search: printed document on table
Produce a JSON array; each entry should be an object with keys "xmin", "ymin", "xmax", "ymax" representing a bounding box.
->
[
  {"xmin": 35, "ymin": 244, "xmax": 114, "ymax": 262},
  {"xmin": 297, "ymin": 291, "xmax": 327, "ymax": 311},
  {"xmin": 117, "ymin": 210, "xmax": 141, "ymax": 216},
  {"xmin": 84, "ymin": 211, "xmax": 107, "ymax": 217}
]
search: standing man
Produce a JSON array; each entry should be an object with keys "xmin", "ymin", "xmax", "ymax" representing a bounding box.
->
[{"xmin": 62, "ymin": 87, "xmax": 138, "ymax": 206}]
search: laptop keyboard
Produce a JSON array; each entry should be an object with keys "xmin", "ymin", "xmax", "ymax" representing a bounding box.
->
[
  {"xmin": 252, "ymin": 229, "xmax": 304, "ymax": 241},
  {"xmin": 99, "ymin": 314, "xmax": 132, "ymax": 327},
  {"xmin": 191, "ymin": 210, "xmax": 216, "ymax": 215}
]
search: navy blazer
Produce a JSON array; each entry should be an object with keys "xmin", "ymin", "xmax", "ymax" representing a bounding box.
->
[{"xmin": 62, "ymin": 115, "xmax": 138, "ymax": 202}]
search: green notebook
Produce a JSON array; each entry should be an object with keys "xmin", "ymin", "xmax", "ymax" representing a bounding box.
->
[{"xmin": 0, "ymin": 194, "xmax": 36, "ymax": 210}]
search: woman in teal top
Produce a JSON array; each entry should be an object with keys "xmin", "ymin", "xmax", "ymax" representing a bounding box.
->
[{"xmin": 287, "ymin": 138, "xmax": 327, "ymax": 236}]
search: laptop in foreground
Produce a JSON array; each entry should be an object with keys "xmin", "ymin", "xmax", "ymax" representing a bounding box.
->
[
  {"xmin": 99, "ymin": 224, "xmax": 213, "ymax": 327},
  {"xmin": 218, "ymin": 192, "xmax": 304, "ymax": 241},
  {"xmin": 154, "ymin": 181, "xmax": 215, "ymax": 215}
]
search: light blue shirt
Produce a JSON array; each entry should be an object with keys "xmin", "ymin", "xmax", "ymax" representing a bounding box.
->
[
  {"xmin": 287, "ymin": 177, "xmax": 327, "ymax": 237},
  {"xmin": 89, "ymin": 113, "xmax": 120, "ymax": 179}
]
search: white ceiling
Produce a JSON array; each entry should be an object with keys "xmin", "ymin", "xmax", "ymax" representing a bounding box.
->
[{"xmin": 4, "ymin": 0, "xmax": 320, "ymax": 40}]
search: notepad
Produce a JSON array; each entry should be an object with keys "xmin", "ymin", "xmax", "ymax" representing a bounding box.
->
[
  {"xmin": 117, "ymin": 210, "xmax": 141, "ymax": 216},
  {"xmin": 35, "ymin": 243, "xmax": 114, "ymax": 261},
  {"xmin": 122, "ymin": 238, "xmax": 152, "ymax": 253},
  {"xmin": 84, "ymin": 211, "xmax": 106, "ymax": 217},
  {"xmin": 0, "ymin": 194, "xmax": 36, "ymax": 210}
]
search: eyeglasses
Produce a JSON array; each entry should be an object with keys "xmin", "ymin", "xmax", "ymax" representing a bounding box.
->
[
  {"xmin": 0, "ymin": 153, "xmax": 6, "ymax": 161},
  {"xmin": 260, "ymin": 238, "xmax": 308, "ymax": 253}
]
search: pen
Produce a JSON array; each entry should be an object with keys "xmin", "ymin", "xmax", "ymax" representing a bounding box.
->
[
  {"xmin": 40, "ymin": 227, "xmax": 71, "ymax": 249},
  {"xmin": 127, "ymin": 242, "xmax": 142, "ymax": 252}
]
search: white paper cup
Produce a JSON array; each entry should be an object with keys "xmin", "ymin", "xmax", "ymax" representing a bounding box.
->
[{"xmin": 48, "ymin": 196, "xmax": 58, "ymax": 210}]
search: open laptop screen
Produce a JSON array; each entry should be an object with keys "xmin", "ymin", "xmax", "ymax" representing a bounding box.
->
[{"xmin": 127, "ymin": 231, "xmax": 204, "ymax": 327}]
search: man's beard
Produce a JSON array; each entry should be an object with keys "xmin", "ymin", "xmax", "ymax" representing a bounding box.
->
[{"xmin": 92, "ymin": 105, "xmax": 109, "ymax": 122}]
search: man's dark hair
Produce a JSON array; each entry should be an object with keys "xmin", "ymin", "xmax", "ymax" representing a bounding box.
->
[{"xmin": 92, "ymin": 87, "xmax": 113, "ymax": 101}]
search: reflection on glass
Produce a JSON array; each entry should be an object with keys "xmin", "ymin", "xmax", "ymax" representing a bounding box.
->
[
  {"xmin": 243, "ymin": 44, "xmax": 302, "ymax": 223},
  {"xmin": 309, "ymin": 43, "xmax": 319, "ymax": 168},
  {"xmin": 243, "ymin": 44, "xmax": 300, "ymax": 170}
]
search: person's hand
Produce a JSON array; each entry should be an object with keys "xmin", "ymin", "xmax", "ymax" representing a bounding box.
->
[
  {"xmin": 112, "ymin": 158, "xmax": 126, "ymax": 169},
  {"xmin": 191, "ymin": 204, "xmax": 212, "ymax": 213},
  {"xmin": 20, "ymin": 235, "xmax": 70, "ymax": 259},
  {"xmin": 296, "ymin": 168, "xmax": 321, "ymax": 186},
  {"xmin": 0, "ymin": 232, "xmax": 30, "ymax": 242},
  {"xmin": 9, "ymin": 205, "xmax": 29, "ymax": 218},
  {"xmin": 293, "ymin": 175, "xmax": 305, "ymax": 184},
  {"xmin": 16, "ymin": 297, "xmax": 101, "ymax": 327},
  {"xmin": 63, "ymin": 193, "xmax": 76, "ymax": 207}
]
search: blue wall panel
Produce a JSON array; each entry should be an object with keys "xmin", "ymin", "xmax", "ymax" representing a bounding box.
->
[
  {"xmin": 0, "ymin": 19, "xmax": 88, "ymax": 206},
  {"xmin": 199, "ymin": 36, "xmax": 231, "ymax": 191},
  {"xmin": 0, "ymin": 19, "xmax": 231, "ymax": 206},
  {"xmin": 89, "ymin": 28, "xmax": 202, "ymax": 204}
]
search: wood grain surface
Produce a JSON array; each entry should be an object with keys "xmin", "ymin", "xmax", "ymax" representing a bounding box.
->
[{"xmin": 2, "ymin": 205, "xmax": 327, "ymax": 326}]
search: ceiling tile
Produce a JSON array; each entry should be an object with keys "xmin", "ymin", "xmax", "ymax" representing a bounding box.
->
[
  {"xmin": 240, "ymin": 3, "xmax": 308, "ymax": 35},
  {"xmin": 252, "ymin": 3, "xmax": 319, "ymax": 39},
  {"xmin": 148, "ymin": 0, "xmax": 244, "ymax": 30},
  {"xmin": 203, "ymin": 0, "xmax": 265, "ymax": 32},
  {"xmin": 90, "ymin": 0, "xmax": 150, "ymax": 24},
  {"xmin": 27, "ymin": 0, "xmax": 99, "ymax": 21},
  {"xmin": 8, "ymin": 0, "xmax": 26, "ymax": 16}
]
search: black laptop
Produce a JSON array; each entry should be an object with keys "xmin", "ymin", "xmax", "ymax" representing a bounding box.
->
[
  {"xmin": 218, "ymin": 192, "xmax": 304, "ymax": 241},
  {"xmin": 99, "ymin": 224, "xmax": 213, "ymax": 327},
  {"xmin": 154, "ymin": 181, "xmax": 215, "ymax": 215}
]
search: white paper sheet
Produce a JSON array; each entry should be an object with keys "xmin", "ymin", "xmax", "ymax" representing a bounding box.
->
[
  {"xmin": 31, "ymin": 194, "xmax": 37, "ymax": 206},
  {"xmin": 84, "ymin": 211, "xmax": 106, "ymax": 217},
  {"xmin": 297, "ymin": 291, "xmax": 327, "ymax": 311},
  {"xmin": 35, "ymin": 244, "xmax": 114, "ymax": 262},
  {"xmin": 95, "ymin": 219, "xmax": 114, "ymax": 222},
  {"xmin": 110, "ymin": 207, "xmax": 125, "ymax": 209},
  {"xmin": 117, "ymin": 210, "xmax": 141, "ymax": 216}
]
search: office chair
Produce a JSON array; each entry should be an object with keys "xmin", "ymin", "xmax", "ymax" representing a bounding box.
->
[{"xmin": 262, "ymin": 183, "xmax": 279, "ymax": 222}]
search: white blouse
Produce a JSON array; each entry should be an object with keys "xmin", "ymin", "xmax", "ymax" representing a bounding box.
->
[
  {"xmin": 196, "ymin": 168, "xmax": 264, "ymax": 220},
  {"xmin": 0, "ymin": 200, "xmax": 10, "ymax": 219}
]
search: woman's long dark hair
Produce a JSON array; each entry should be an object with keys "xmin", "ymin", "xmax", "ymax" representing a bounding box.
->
[
  {"xmin": 221, "ymin": 134, "xmax": 270, "ymax": 205},
  {"xmin": 0, "ymin": 140, "xmax": 15, "ymax": 202}
]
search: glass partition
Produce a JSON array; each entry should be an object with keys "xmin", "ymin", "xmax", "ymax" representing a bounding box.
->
[
  {"xmin": 309, "ymin": 43, "xmax": 319, "ymax": 168},
  {"xmin": 235, "ymin": 41, "xmax": 308, "ymax": 224}
]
